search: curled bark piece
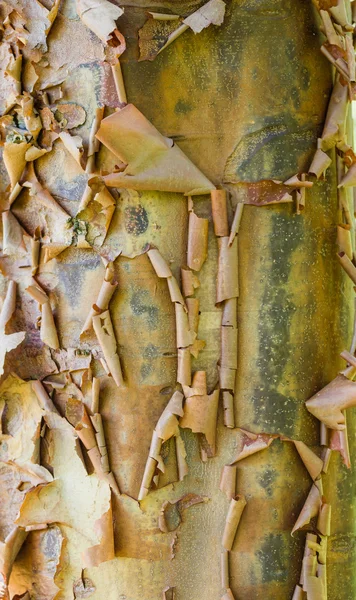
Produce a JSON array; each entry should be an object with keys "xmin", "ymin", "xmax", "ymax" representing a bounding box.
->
[
  {"xmin": 292, "ymin": 584, "xmax": 304, "ymax": 600},
  {"xmin": 91, "ymin": 377, "xmax": 100, "ymax": 414},
  {"xmin": 217, "ymin": 237, "xmax": 239, "ymax": 304},
  {"xmin": 41, "ymin": 301, "xmax": 59, "ymax": 350},
  {"xmin": 82, "ymin": 263, "xmax": 117, "ymax": 333},
  {"xmin": 183, "ymin": 370, "xmax": 207, "ymax": 397},
  {"xmin": 222, "ymin": 495, "xmax": 247, "ymax": 550},
  {"xmin": 337, "ymin": 224, "xmax": 353, "ymax": 259},
  {"xmin": 221, "ymin": 548, "xmax": 229, "ymax": 589},
  {"xmin": 305, "ymin": 373, "xmax": 356, "ymax": 430},
  {"xmin": 321, "ymin": 77, "xmax": 349, "ymax": 151},
  {"xmin": 177, "ymin": 348, "xmax": 191, "ymax": 386},
  {"xmin": 167, "ymin": 277, "xmax": 186, "ymax": 306},
  {"xmin": 187, "ymin": 211, "xmax": 209, "ymax": 272},
  {"xmin": 320, "ymin": 9, "xmax": 342, "ymax": 46},
  {"xmin": 82, "ymin": 503, "xmax": 115, "ymax": 567},
  {"xmin": 220, "ymin": 320, "xmax": 238, "ymax": 369},
  {"xmin": 181, "ymin": 267, "xmax": 200, "ymax": 297},
  {"xmin": 0, "ymin": 526, "xmax": 28, "ymax": 595},
  {"xmin": 147, "ymin": 248, "xmax": 172, "ymax": 278},
  {"xmin": 23, "ymin": 163, "xmax": 69, "ymax": 217},
  {"xmin": 339, "ymin": 162, "xmax": 356, "ymax": 187},
  {"xmin": 183, "ymin": 0, "xmax": 226, "ymax": 33},
  {"xmin": 31, "ymin": 227, "xmax": 41, "ymax": 276},
  {"xmin": 96, "ymin": 104, "xmax": 215, "ymax": 195},
  {"xmin": 222, "ymin": 299, "xmax": 237, "ymax": 327},
  {"xmin": 228, "ymin": 203, "xmax": 244, "ymax": 247},
  {"xmin": 76, "ymin": 0, "xmax": 123, "ymax": 43},
  {"xmin": 330, "ymin": 425, "xmax": 350, "ymax": 468},
  {"xmin": 317, "ymin": 503, "xmax": 331, "ymax": 536},
  {"xmin": 0, "ymin": 280, "xmax": 17, "ymax": 331},
  {"xmin": 186, "ymin": 298, "xmax": 199, "ymax": 333},
  {"xmin": 283, "ymin": 439, "xmax": 323, "ymax": 481},
  {"xmin": 330, "ymin": 0, "xmax": 352, "ymax": 27},
  {"xmin": 42, "ymin": 244, "xmax": 70, "ymax": 264},
  {"xmin": 0, "ymin": 282, "xmax": 26, "ymax": 376},
  {"xmin": 337, "ymin": 251, "xmax": 356, "ymax": 284},
  {"xmin": 175, "ymin": 304, "xmax": 196, "ymax": 348},
  {"xmin": 91, "ymin": 413, "xmax": 110, "ymax": 472},
  {"xmin": 231, "ymin": 429, "xmax": 276, "ymax": 463},
  {"xmin": 111, "ymin": 57, "xmax": 127, "ymax": 104},
  {"xmin": 155, "ymin": 391, "xmax": 184, "ymax": 440},
  {"xmin": 299, "ymin": 533, "xmax": 317, "ymax": 587},
  {"xmin": 66, "ymin": 398, "xmax": 97, "ymax": 450},
  {"xmin": 283, "ymin": 174, "xmax": 313, "ymax": 188},
  {"xmin": 86, "ymin": 107, "xmax": 105, "ymax": 175},
  {"xmin": 77, "ymin": 183, "xmax": 116, "ymax": 248},
  {"xmin": 222, "ymin": 391, "xmax": 234, "ymax": 428},
  {"xmin": 92, "ymin": 310, "xmax": 124, "ymax": 387},
  {"xmin": 304, "ymin": 574, "xmax": 326, "ymax": 599},
  {"xmin": 345, "ymin": 34, "xmax": 355, "ymax": 82},
  {"xmin": 58, "ymin": 132, "xmax": 84, "ymax": 168},
  {"xmin": 292, "ymin": 482, "xmax": 322, "ymax": 534},
  {"xmin": 158, "ymin": 493, "xmax": 207, "ymax": 533},
  {"xmin": 26, "ymin": 285, "xmax": 48, "ymax": 306},
  {"xmin": 211, "ymin": 189, "xmax": 229, "ymax": 237},
  {"xmin": 139, "ymin": 392, "xmax": 184, "ymax": 500},
  {"xmin": 32, "ymin": 380, "xmax": 58, "ymax": 414},
  {"xmin": 163, "ymin": 588, "xmax": 175, "ymax": 600},
  {"xmin": 139, "ymin": 18, "xmax": 188, "ymax": 61},
  {"xmin": 2, "ymin": 211, "xmax": 27, "ymax": 256},
  {"xmin": 3, "ymin": 141, "xmax": 31, "ymax": 190},
  {"xmin": 220, "ymin": 465, "xmax": 237, "ymax": 499},
  {"xmin": 26, "ymin": 284, "xmax": 60, "ymax": 349},
  {"xmin": 180, "ymin": 389, "xmax": 219, "ymax": 456}
]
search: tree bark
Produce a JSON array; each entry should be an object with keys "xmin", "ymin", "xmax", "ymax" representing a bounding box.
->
[{"xmin": 0, "ymin": 1, "xmax": 355, "ymax": 599}]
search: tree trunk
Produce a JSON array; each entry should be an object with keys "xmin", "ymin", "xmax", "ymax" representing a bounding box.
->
[{"xmin": 0, "ymin": 0, "xmax": 355, "ymax": 599}]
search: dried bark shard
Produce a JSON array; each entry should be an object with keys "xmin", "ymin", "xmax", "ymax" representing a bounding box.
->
[
  {"xmin": 230, "ymin": 429, "xmax": 276, "ymax": 463},
  {"xmin": 158, "ymin": 493, "xmax": 207, "ymax": 533},
  {"xmin": 221, "ymin": 495, "xmax": 247, "ymax": 550},
  {"xmin": 320, "ymin": 77, "xmax": 349, "ymax": 151},
  {"xmin": 92, "ymin": 311, "xmax": 124, "ymax": 387},
  {"xmin": 187, "ymin": 210, "xmax": 209, "ymax": 272},
  {"xmin": 82, "ymin": 263, "xmax": 117, "ymax": 333},
  {"xmin": 292, "ymin": 483, "xmax": 322, "ymax": 534},
  {"xmin": 0, "ymin": 281, "xmax": 25, "ymax": 376},
  {"xmin": 139, "ymin": 391, "xmax": 184, "ymax": 500},
  {"xmin": 96, "ymin": 104, "xmax": 215, "ymax": 195},
  {"xmin": 305, "ymin": 374, "xmax": 356, "ymax": 430},
  {"xmin": 337, "ymin": 224, "xmax": 353, "ymax": 259},
  {"xmin": 217, "ymin": 237, "xmax": 239, "ymax": 304},
  {"xmin": 330, "ymin": 426, "xmax": 351, "ymax": 467},
  {"xmin": 317, "ymin": 503, "xmax": 331, "ymax": 536},
  {"xmin": 228, "ymin": 203, "xmax": 244, "ymax": 247},
  {"xmin": 183, "ymin": 0, "xmax": 226, "ymax": 33},
  {"xmin": 220, "ymin": 465, "xmax": 237, "ymax": 500},
  {"xmin": 76, "ymin": 0, "xmax": 124, "ymax": 43},
  {"xmin": 283, "ymin": 439, "xmax": 324, "ymax": 481},
  {"xmin": 181, "ymin": 267, "xmax": 200, "ymax": 297},
  {"xmin": 180, "ymin": 388, "xmax": 219, "ymax": 456},
  {"xmin": 26, "ymin": 284, "xmax": 59, "ymax": 350},
  {"xmin": 211, "ymin": 189, "xmax": 229, "ymax": 237}
]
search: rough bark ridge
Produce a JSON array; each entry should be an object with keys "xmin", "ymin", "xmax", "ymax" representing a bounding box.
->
[{"xmin": 0, "ymin": 0, "xmax": 355, "ymax": 599}]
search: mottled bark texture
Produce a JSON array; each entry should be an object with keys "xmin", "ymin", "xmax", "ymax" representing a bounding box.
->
[{"xmin": 0, "ymin": 0, "xmax": 355, "ymax": 599}]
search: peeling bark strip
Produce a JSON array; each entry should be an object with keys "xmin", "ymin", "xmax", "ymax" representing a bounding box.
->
[{"xmin": 0, "ymin": 0, "xmax": 355, "ymax": 598}]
